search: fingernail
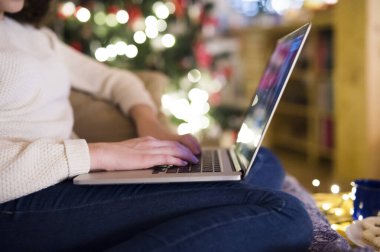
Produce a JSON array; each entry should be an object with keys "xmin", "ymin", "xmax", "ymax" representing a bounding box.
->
[{"xmin": 182, "ymin": 161, "xmax": 188, "ymax": 166}]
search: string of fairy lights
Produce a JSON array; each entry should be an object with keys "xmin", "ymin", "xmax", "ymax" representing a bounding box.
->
[
  {"xmin": 58, "ymin": 1, "xmax": 176, "ymax": 61},
  {"xmin": 313, "ymin": 182, "xmax": 360, "ymax": 235},
  {"xmin": 58, "ymin": 1, "xmax": 214, "ymax": 136}
]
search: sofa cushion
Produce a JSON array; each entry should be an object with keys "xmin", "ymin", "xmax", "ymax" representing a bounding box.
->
[{"xmin": 70, "ymin": 71, "xmax": 169, "ymax": 142}]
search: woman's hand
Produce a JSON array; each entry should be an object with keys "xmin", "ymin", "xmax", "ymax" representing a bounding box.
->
[
  {"xmin": 129, "ymin": 105, "xmax": 201, "ymax": 155},
  {"xmin": 88, "ymin": 137, "xmax": 199, "ymax": 172}
]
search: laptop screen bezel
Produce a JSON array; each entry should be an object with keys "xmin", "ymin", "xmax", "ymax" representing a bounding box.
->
[{"xmin": 235, "ymin": 23, "xmax": 312, "ymax": 177}]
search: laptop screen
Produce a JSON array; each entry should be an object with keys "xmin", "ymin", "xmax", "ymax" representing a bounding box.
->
[{"xmin": 235, "ymin": 23, "xmax": 311, "ymax": 172}]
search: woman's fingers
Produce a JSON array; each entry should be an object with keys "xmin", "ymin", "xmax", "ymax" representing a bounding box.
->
[
  {"xmin": 89, "ymin": 137, "xmax": 201, "ymax": 172},
  {"xmin": 178, "ymin": 134, "xmax": 202, "ymax": 155},
  {"xmin": 126, "ymin": 138, "xmax": 199, "ymax": 164},
  {"xmin": 149, "ymin": 145, "xmax": 199, "ymax": 163},
  {"xmin": 142, "ymin": 154, "xmax": 189, "ymax": 168}
]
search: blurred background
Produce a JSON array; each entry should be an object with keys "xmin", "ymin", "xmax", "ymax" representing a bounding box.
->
[{"xmin": 51, "ymin": 0, "xmax": 380, "ymax": 194}]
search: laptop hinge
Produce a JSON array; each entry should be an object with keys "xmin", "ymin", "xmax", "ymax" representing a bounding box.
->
[{"xmin": 228, "ymin": 148, "xmax": 244, "ymax": 173}]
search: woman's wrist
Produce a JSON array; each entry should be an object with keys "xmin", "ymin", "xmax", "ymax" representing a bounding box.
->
[
  {"xmin": 129, "ymin": 104, "xmax": 171, "ymax": 139},
  {"xmin": 88, "ymin": 143, "xmax": 104, "ymax": 171}
]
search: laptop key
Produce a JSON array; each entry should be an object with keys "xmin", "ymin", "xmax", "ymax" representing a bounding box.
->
[
  {"xmin": 178, "ymin": 166, "xmax": 190, "ymax": 173},
  {"xmin": 202, "ymin": 164, "xmax": 213, "ymax": 172},
  {"xmin": 214, "ymin": 165, "xmax": 221, "ymax": 172},
  {"xmin": 190, "ymin": 164, "xmax": 201, "ymax": 173},
  {"xmin": 166, "ymin": 167, "xmax": 178, "ymax": 173}
]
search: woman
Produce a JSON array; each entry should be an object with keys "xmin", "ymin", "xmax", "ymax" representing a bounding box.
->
[{"xmin": 0, "ymin": 0, "xmax": 313, "ymax": 251}]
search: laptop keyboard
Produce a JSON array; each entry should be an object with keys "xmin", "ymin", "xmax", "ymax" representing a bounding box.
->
[{"xmin": 152, "ymin": 150, "xmax": 221, "ymax": 174}]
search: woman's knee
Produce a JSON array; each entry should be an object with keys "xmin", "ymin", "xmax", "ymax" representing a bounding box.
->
[
  {"xmin": 244, "ymin": 147, "xmax": 286, "ymax": 190},
  {"xmin": 272, "ymin": 191, "xmax": 313, "ymax": 251},
  {"xmin": 238, "ymin": 189, "xmax": 312, "ymax": 251}
]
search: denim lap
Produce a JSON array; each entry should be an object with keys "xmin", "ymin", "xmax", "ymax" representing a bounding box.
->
[{"xmin": 0, "ymin": 148, "xmax": 312, "ymax": 251}]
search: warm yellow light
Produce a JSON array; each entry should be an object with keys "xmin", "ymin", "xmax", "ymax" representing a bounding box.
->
[
  {"xmin": 106, "ymin": 44, "xmax": 117, "ymax": 58},
  {"xmin": 170, "ymin": 99, "xmax": 190, "ymax": 120},
  {"xmin": 334, "ymin": 208, "xmax": 344, "ymax": 216},
  {"xmin": 116, "ymin": 10, "xmax": 129, "ymax": 24},
  {"xmin": 76, "ymin": 7, "xmax": 91, "ymax": 23},
  {"xmin": 322, "ymin": 203, "xmax": 331, "ymax": 211},
  {"xmin": 342, "ymin": 194, "xmax": 350, "ymax": 201},
  {"xmin": 125, "ymin": 45, "xmax": 138, "ymax": 58},
  {"xmin": 331, "ymin": 184, "xmax": 340, "ymax": 194},
  {"xmin": 94, "ymin": 47, "xmax": 108, "ymax": 62},
  {"xmin": 188, "ymin": 88, "xmax": 209, "ymax": 103},
  {"xmin": 94, "ymin": 12, "xmax": 106, "ymax": 25},
  {"xmin": 145, "ymin": 15, "xmax": 158, "ymax": 27},
  {"xmin": 162, "ymin": 34, "xmax": 176, "ymax": 48},
  {"xmin": 153, "ymin": 2, "xmax": 170, "ymax": 19},
  {"xmin": 312, "ymin": 179, "xmax": 320, "ymax": 187},
  {"xmin": 133, "ymin": 31, "xmax": 147, "ymax": 44},
  {"xmin": 200, "ymin": 116, "xmax": 210, "ymax": 129},
  {"xmin": 177, "ymin": 123, "xmax": 192, "ymax": 135},
  {"xmin": 157, "ymin": 19, "xmax": 168, "ymax": 32},
  {"xmin": 106, "ymin": 14, "xmax": 118, "ymax": 27},
  {"xmin": 161, "ymin": 94, "xmax": 174, "ymax": 111},
  {"xmin": 145, "ymin": 27, "xmax": 159, "ymax": 39},
  {"xmin": 187, "ymin": 69, "xmax": 202, "ymax": 83},
  {"xmin": 324, "ymin": 0, "xmax": 338, "ymax": 4},
  {"xmin": 304, "ymin": 0, "xmax": 324, "ymax": 9},
  {"xmin": 60, "ymin": 2, "xmax": 76, "ymax": 17},
  {"xmin": 114, "ymin": 41, "xmax": 128, "ymax": 55},
  {"xmin": 271, "ymin": 0, "xmax": 291, "ymax": 14},
  {"xmin": 351, "ymin": 187, "xmax": 357, "ymax": 194}
]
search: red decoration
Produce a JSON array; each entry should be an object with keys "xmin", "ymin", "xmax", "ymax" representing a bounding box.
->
[
  {"xmin": 202, "ymin": 16, "xmax": 218, "ymax": 28},
  {"xmin": 107, "ymin": 5, "xmax": 119, "ymax": 14},
  {"xmin": 193, "ymin": 41, "xmax": 212, "ymax": 69},
  {"xmin": 200, "ymin": 4, "xmax": 218, "ymax": 28},
  {"xmin": 57, "ymin": 11, "xmax": 67, "ymax": 20},
  {"xmin": 127, "ymin": 5, "xmax": 142, "ymax": 25},
  {"xmin": 209, "ymin": 92, "xmax": 221, "ymax": 106},
  {"xmin": 224, "ymin": 66, "xmax": 233, "ymax": 79},
  {"xmin": 69, "ymin": 41, "xmax": 83, "ymax": 52},
  {"xmin": 173, "ymin": 0, "xmax": 187, "ymax": 17}
]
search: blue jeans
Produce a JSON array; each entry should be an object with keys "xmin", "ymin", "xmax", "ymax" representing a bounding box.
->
[{"xmin": 0, "ymin": 148, "xmax": 312, "ymax": 251}]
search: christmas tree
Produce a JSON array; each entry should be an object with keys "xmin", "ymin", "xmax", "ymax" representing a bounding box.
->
[{"xmin": 55, "ymin": 0, "xmax": 239, "ymax": 143}]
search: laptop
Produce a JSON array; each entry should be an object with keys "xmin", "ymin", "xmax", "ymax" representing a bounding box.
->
[{"xmin": 74, "ymin": 23, "xmax": 311, "ymax": 185}]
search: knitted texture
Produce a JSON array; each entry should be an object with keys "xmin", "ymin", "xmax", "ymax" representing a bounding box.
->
[{"xmin": 0, "ymin": 17, "xmax": 155, "ymax": 203}]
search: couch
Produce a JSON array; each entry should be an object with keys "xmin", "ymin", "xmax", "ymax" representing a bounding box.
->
[{"xmin": 70, "ymin": 70, "xmax": 170, "ymax": 143}]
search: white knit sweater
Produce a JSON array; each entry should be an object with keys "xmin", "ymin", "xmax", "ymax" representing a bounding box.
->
[{"xmin": 0, "ymin": 17, "xmax": 156, "ymax": 203}]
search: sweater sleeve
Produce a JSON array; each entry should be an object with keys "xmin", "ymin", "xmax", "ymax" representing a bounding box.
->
[
  {"xmin": 42, "ymin": 28, "xmax": 157, "ymax": 115},
  {"xmin": 0, "ymin": 139, "xmax": 90, "ymax": 203}
]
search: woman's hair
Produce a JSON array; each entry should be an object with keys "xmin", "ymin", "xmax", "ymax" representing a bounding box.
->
[{"xmin": 5, "ymin": 0, "xmax": 52, "ymax": 27}]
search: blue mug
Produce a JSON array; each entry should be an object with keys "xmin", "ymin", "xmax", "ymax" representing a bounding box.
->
[{"xmin": 352, "ymin": 179, "xmax": 380, "ymax": 220}]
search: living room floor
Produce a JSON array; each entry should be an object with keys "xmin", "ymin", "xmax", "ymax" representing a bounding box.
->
[{"xmin": 272, "ymin": 148, "xmax": 336, "ymax": 193}]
